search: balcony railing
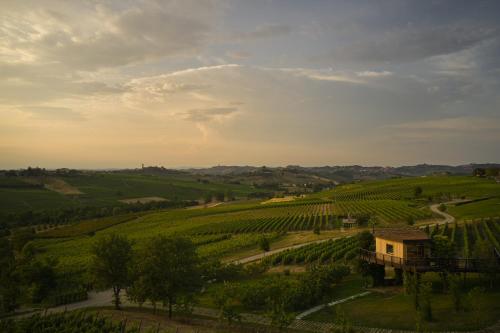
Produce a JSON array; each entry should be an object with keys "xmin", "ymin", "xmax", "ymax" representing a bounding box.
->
[{"xmin": 359, "ymin": 249, "xmax": 493, "ymax": 272}]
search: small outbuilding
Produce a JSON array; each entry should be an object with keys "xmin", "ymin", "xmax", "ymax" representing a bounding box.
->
[
  {"xmin": 374, "ymin": 228, "xmax": 431, "ymax": 261},
  {"xmin": 342, "ymin": 215, "xmax": 358, "ymax": 229}
]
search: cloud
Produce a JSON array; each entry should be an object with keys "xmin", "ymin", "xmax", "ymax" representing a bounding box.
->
[
  {"xmin": 333, "ymin": 23, "xmax": 497, "ymax": 64},
  {"xmin": 276, "ymin": 68, "xmax": 365, "ymax": 84},
  {"xmin": 19, "ymin": 106, "xmax": 85, "ymax": 121},
  {"xmin": 234, "ymin": 24, "xmax": 291, "ymax": 40},
  {"xmin": 182, "ymin": 107, "xmax": 238, "ymax": 123},
  {"xmin": 357, "ymin": 71, "xmax": 392, "ymax": 78},
  {"xmin": 389, "ymin": 117, "xmax": 500, "ymax": 132},
  {"xmin": 0, "ymin": 0, "xmax": 221, "ymax": 70}
]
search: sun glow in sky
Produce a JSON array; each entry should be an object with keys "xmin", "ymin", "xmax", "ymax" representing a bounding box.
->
[{"xmin": 1, "ymin": 0, "xmax": 500, "ymax": 168}]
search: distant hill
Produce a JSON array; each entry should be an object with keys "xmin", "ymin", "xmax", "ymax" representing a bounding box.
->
[{"xmin": 184, "ymin": 163, "xmax": 500, "ymax": 183}]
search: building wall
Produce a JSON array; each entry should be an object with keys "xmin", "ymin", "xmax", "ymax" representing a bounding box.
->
[{"xmin": 376, "ymin": 237, "xmax": 404, "ymax": 258}]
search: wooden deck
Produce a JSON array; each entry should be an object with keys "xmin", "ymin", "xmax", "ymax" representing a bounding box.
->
[{"xmin": 359, "ymin": 249, "xmax": 495, "ymax": 273}]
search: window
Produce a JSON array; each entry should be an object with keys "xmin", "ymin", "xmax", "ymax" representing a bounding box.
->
[{"xmin": 386, "ymin": 244, "xmax": 394, "ymax": 254}]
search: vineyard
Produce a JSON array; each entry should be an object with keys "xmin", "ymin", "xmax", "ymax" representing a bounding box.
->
[
  {"xmin": 429, "ymin": 218, "xmax": 500, "ymax": 257},
  {"xmin": 262, "ymin": 236, "xmax": 358, "ymax": 266},
  {"xmin": 190, "ymin": 200, "xmax": 432, "ymax": 234},
  {"xmin": 324, "ymin": 176, "xmax": 500, "ymax": 202},
  {"xmin": 0, "ymin": 311, "xmax": 145, "ymax": 333}
]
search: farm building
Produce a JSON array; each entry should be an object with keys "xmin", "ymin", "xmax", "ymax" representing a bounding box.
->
[
  {"xmin": 360, "ymin": 228, "xmax": 485, "ymax": 273},
  {"xmin": 342, "ymin": 215, "xmax": 358, "ymax": 229},
  {"xmin": 374, "ymin": 228, "xmax": 431, "ymax": 262}
]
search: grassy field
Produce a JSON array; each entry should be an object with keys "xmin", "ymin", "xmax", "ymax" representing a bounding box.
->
[
  {"xmin": 321, "ymin": 175, "xmax": 500, "ymax": 201},
  {"xmin": 308, "ymin": 286, "xmax": 500, "ymax": 331},
  {"xmin": 448, "ymin": 198, "xmax": 500, "ymax": 220},
  {"xmin": 0, "ymin": 172, "xmax": 260, "ymax": 213}
]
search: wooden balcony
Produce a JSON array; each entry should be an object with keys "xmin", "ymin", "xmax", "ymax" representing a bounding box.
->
[{"xmin": 359, "ymin": 249, "xmax": 489, "ymax": 273}]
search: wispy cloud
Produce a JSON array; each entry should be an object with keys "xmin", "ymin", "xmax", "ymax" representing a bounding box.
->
[{"xmin": 182, "ymin": 107, "xmax": 238, "ymax": 123}]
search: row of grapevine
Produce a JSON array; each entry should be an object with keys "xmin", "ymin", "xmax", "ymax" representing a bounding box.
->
[
  {"xmin": 190, "ymin": 200, "xmax": 433, "ymax": 235},
  {"xmin": 0, "ymin": 311, "xmax": 146, "ymax": 333},
  {"xmin": 445, "ymin": 218, "xmax": 500, "ymax": 258},
  {"xmin": 261, "ymin": 236, "xmax": 358, "ymax": 266}
]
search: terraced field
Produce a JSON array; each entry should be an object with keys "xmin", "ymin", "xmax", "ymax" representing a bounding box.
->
[
  {"xmin": 31, "ymin": 175, "xmax": 499, "ymax": 276},
  {"xmin": 324, "ymin": 176, "xmax": 500, "ymax": 201}
]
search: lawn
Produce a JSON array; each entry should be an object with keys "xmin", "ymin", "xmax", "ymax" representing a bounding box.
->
[{"xmin": 308, "ymin": 283, "xmax": 500, "ymax": 331}]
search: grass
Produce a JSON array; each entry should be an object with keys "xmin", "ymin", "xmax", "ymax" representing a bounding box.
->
[
  {"xmin": 0, "ymin": 172, "xmax": 260, "ymax": 213},
  {"xmin": 307, "ymin": 273, "xmax": 500, "ymax": 331},
  {"xmin": 448, "ymin": 197, "xmax": 500, "ymax": 220},
  {"xmin": 317, "ymin": 175, "xmax": 500, "ymax": 202}
]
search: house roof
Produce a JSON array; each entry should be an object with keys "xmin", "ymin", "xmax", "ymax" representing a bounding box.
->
[{"xmin": 375, "ymin": 228, "xmax": 430, "ymax": 242}]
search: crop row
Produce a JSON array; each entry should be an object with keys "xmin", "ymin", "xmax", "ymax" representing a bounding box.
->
[
  {"xmin": 261, "ymin": 236, "xmax": 358, "ymax": 266},
  {"xmin": 441, "ymin": 218, "xmax": 500, "ymax": 257},
  {"xmin": 190, "ymin": 200, "xmax": 432, "ymax": 235}
]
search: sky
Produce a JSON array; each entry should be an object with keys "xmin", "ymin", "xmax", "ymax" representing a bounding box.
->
[{"xmin": 1, "ymin": 0, "xmax": 500, "ymax": 169}]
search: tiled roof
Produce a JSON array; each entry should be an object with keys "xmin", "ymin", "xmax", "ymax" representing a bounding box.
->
[{"xmin": 375, "ymin": 228, "xmax": 430, "ymax": 242}]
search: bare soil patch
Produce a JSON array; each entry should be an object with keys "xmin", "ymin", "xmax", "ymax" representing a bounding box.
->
[
  {"xmin": 261, "ymin": 196, "xmax": 299, "ymax": 204},
  {"xmin": 23, "ymin": 177, "xmax": 82, "ymax": 195},
  {"xmin": 120, "ymin": 196, "xmax": 168, "ymax": 204}
]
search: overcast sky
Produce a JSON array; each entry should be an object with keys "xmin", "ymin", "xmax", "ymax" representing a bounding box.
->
[{"xmin": 1, "ymin": 0, "xmax": 499, "ymax": 168}]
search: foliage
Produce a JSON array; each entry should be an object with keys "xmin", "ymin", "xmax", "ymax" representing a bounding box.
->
[
  {"xmin": 90, "ymin": 234, "xmax": 134, "ymax": 309},
  {"xmin": 258, "ymin": 235, "xmax": 270, "ymax": 252},
  {"xmin": 357, "ymin": 231, "xmax": 374, "ymax": 250},
  {"xmin": 129, "ymin": 235, "xmax": 202, "ymax": 318},
  {"xmin": 331, "ymin": 306, "xmax": 355, "ymax": 333},
  {"xmin": 213, "ymin": 282, "xmax": 241, "ymax": 325},
  {"xmin": 0, "ymin": 311, "xmax": 144, "ymax": 333},
  {"xmin": 467, "ymin": 287, "xmax": 486, "ymax": 327},
  {"xmin": 449, "ymin": 274, "xmax": 463, "ymax": 312},
  {"xmin": 419, "ymin": 282, "xmax": 433, "ymax": 321},
  {"xmin": 262, "ymin": 236, "xmax": 358, "ymax": 266},
  {"xmin": 0, "ymin": 238, "xmax": 18, "ymax": 313}
]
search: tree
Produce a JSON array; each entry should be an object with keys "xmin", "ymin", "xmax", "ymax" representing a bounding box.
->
[
  {"xmin": 213, "ymin": 282, "xmax": 241, "ymax": 325},
  {"xmin": 406, "ymin": 216, "xmax": 415, "ymax": 226},
  {"xmin": 419, "ymin": 282, "xmax": 432, "ymax": 321},
  {"xmin": 449, "ymin": 274, "xmax": 463, "ymax": 312},
  {"xmin": 214, "ymin": 192, "xmax": 225, "ymax": 202},
  {"xmin": 19, "ymin": 258, "xmax": 58, "ymax": 303},
  {"xmin": 0, "ymin": 238, "xmax": 18, "ymax": 313},
  {"xmin": 135, "ymin": 236, "xmax": 202, "ymax": 318},
  {"xmin": 266, "ymin": 279, "xmax": 294, "ymax": 331},
  {"xmin": 357, "ymin": 231, "xmax": 374, "ymax": 251},
  {"xmin": 473, "ymin": 240, "xmax": 498, "ymax": 288},
  {"xmin": 432, "ymin": 236, "xmax": 455, "ymax": 291},
  {"xmin": 90, "ymin": 234, "xmax": 133, "ymax": 309},
  {"xmin": 313, "ymin": 224, "xmax": 321, "ymax": 235},
  {"xmin": 203, "ymin": 192, "xmax": 213, "ymax": 204},
  {"xmin": 414, "ymin": 186, "xmax": 423, "ymax": 198},
  {"xmin": 258, "ymin": 236, "xmax": 270, "ymax": 252},
  {"xmin": 467, "ymin": 287, "xmax": 486, "ymax": 327}
]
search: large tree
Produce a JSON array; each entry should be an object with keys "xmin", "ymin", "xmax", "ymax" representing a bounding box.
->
[
  {"xmin": 90, "ymin": 234, "xmax": 133, "ymax": 309},
  {"xmin": 0, "ymin": 238, "xmax": 18, "ymax": 313},
  {"xmin": 134, "ymin": 235, "xmax": 202, "ymax": 318}
]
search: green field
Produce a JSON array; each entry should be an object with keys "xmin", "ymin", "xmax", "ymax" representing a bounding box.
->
[
  {"xmin": 30, "ymin": 175, "xmax": 500, "ymax": 276},
  {"xmin": 0, "ymin": 172, "xmax": 260, "ymax": 213},
  {"xmin": 322, "ymin": 176, "xmax": 500, "ymax": 201},
  {"xmin": 448, "ymin": 198, "xmax": 500, "ymax": 220}
]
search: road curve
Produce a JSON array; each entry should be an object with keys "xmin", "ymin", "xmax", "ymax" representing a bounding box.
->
[{"xmin": 429, "ymin": 203, "xmax": 456, "ymax": 225}]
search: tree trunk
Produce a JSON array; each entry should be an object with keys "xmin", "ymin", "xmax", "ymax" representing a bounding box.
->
[
  {"xmin": 168, "ymin": 300, "xmax": 173, "ymax": 318},
  {"xmin": 113, "ymin": 286, "xmax": 121, "ymax": 310}
]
